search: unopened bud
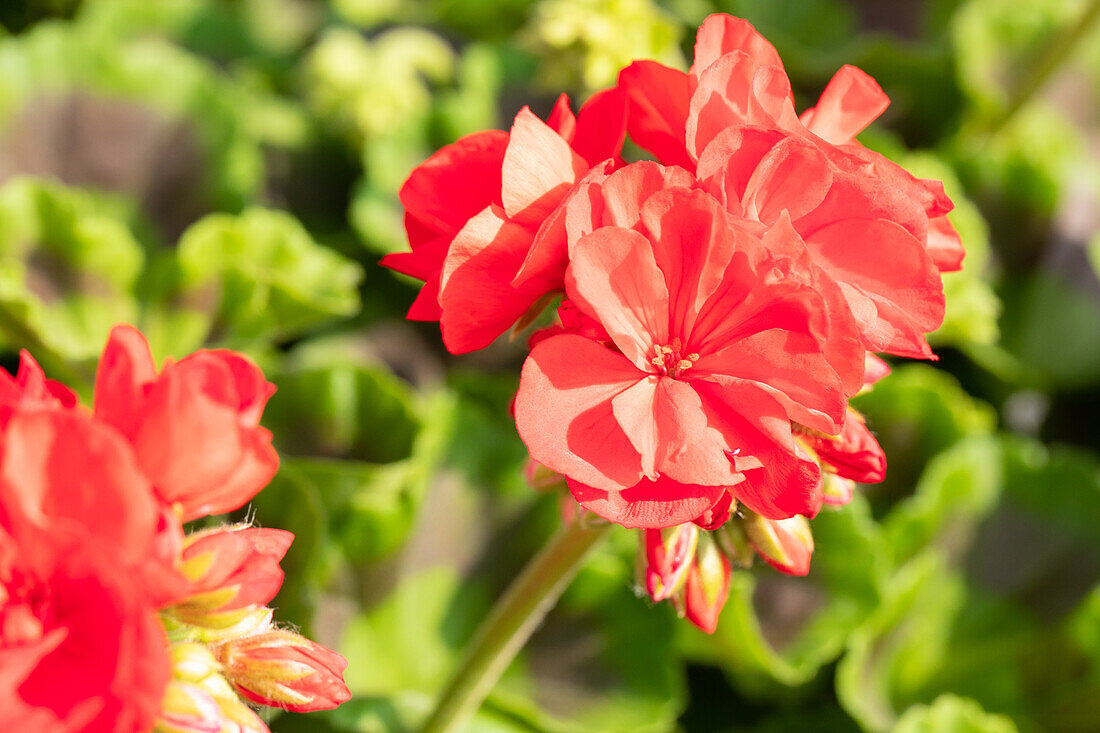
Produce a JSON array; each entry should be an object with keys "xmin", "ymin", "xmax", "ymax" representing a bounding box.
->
[
  {"xmin": 679, "ymin": 533, "xmax": 731, "ymax": 634},
  {"xmin": 170, "ymin": 603, "xmax": 276, "ymax": 641},
  {"xmin": 714, "ymin": 519, "xmax": 754, "ymax": 569},
  {"xmin": 642, "ymin": 524, "xmax": 699, "ymax": 602},
  {"xmin": 177, "ymin": 525, "xmax": 293, "ymax": 614},
  {"xmin": 215, "ymin": 630, "xmax": 351, "ymax": 713},
  {"xmin": 822, "ymin": 472, "xmax": 855, "ymax": 506},
  {"xmin": 742, "ymin": 513, "xmax": 814, "ymax": 576},
  {"xmin": 156, "ymin": 682, "xmax": 226, "ymax": 733}
]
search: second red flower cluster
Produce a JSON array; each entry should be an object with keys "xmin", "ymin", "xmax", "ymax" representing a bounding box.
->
[{"xmin": 384, "ymin": 14, "xmax": 961, "ymax": 632}]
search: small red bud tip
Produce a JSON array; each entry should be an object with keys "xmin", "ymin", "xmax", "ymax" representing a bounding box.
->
[
  {"xmin": 681, "ymin": 536, "xmax": 731, "ymax": 634},
  {"xmin": 643, "ymin": 524, "xmax": 699, "ymax": 602},
  {"xmin": 743, "ymin": 514, "xmax": 814, "ymax": 577},
  {"xmin": 217, "ymin": 631, "xmax": 351, "ymax": 713}
]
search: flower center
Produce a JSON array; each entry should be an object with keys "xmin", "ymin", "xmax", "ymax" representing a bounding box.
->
[{"xmin": 651, "ymin": 337, "xmax": 699, "ymax": 378}]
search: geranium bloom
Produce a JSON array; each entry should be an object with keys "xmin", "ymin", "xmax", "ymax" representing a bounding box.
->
[
  {"xmin": 617, "ymin": 13, "xmax": 958, "ymax": 357},
  {"xmin": 514, "ymin": 181, "xmax": 852, "ymax": 527},
  {"xmin": 0, "ymin": 409, "xmax": 172, "ymax": 733},
  {"xmin": 94, "ymin": 325, "xmax": 279, "ymax": 522},
  {"xmin": 382, "ymin": 91, "xmax": 627, "ymax": 352}
]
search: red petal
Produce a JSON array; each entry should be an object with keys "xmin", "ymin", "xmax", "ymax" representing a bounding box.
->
[
  {"xmin": 611, "ymin": 376, "xmax": 743, "ymax": 487},
  {"xmin": 573, "ymin": 87, "xmax": 629, "ymax": 166},
  {"xmin": 546, "ymin": 93, "xmax": 577, "ymax": 142},
  {"xmin": 692, "ymin": 14, "xmax": 782, "ymax": 79},
  {"xmin": 566, "ymin": 226, "xmax": 670, "ymax": 369},
  {"xmin": 696, "ymin": 125, "xmax": 785, "ymax": 213},
  {"xmin": 568, "ymin": 475, "xmax": 727, "ymax": 530},
  {"xmin": 94, "ymin": 324, "xmax": 157, "ymax": 441},
  {"xmin": 514, "ymin": 334, "xmax": 644, "ymax": 492},
  {"xmin": 438, "ymin": 205, "xmax": 550, "ymax": 353},
  {"xmin": 0, "ymin": 410, "xmax": 159, "ymax": 569},
  {"xmin": 617, "ymin": 60, "xmax": 694, "ymax": 169},
  {"xmin": 800, "ymin": 65, "xmax": 889, "ymax": 145},
  {"xmin": 692, "ymin": 378, "xmax": 823, "ymax": 519},
  {"xmin": 926, "ymin": 214, "xmax": 965, "ymax": 272},
  {"xmin": 805, "ymin": 218, "xmax": 945, "ymax": 358},
  {"xmin": 742, "ymin": 136, "xmax": 833, "ymax": 225},
  {"xmin": 399, "ymin": 130, "xmax": 508, "ymax": 248},
  {"xmin": 501, "ymin": 108, "xmax": 587, "ymax": 227}
]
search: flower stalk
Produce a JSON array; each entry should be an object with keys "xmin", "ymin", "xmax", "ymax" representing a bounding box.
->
[{"xmin": 418, "ymin": 519, "xmax": 612, "ymax": 733}]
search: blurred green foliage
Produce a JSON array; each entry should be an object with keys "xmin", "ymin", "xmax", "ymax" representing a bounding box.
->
[{"xmin": 0, "ymin": 0, "xmax": 1097, "ymax": 731}]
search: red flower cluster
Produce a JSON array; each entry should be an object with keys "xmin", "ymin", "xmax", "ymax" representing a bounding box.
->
[
  {"xmin": 0, "ymin": 326, "xmax": 349, "ymax": 731},
  {"xmin": 385, "ymin": 15, "xmax": 961, "ymax": 631}
]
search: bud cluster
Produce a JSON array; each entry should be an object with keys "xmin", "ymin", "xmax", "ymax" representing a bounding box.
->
[{"xmin": 156, "ymin": 525, "xmax": 350, "ymax": 732}]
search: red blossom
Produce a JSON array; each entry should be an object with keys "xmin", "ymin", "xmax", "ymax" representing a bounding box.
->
[
  {"xmin": 94, "ymin": 325, "xmax": 279, "ymax": 522},
  {"xmin": 0, "ymin": 409, "xmax": 174, "ymax": 732},
  {"xmin": 616, "ymin": 13, "xmax": 960, "ymax": 358},
  {"xmin": 383, "ymin": 92, "xmax": 628, "ymax": 353},
  {"xmin": 514, "ymin": 180, "xmax": 847, "ymax": 527}
]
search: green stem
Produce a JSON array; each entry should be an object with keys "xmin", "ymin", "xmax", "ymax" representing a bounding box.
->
[
  {"xmin": 418, "ymin": 519, "xmax": 612, "ymax": 733},
  {"xmin": 991, "ymin": 0, "xmax": 1100, "ymax": 134}
]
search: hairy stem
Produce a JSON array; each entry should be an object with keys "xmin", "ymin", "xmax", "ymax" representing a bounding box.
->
[{"xmin": 418, "ymin": 519, "xmax": 612, "ymax": 733}]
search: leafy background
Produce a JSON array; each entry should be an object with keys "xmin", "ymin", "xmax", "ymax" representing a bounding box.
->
[{"xmin": 0, "ymin": 0, "xmax": 1098, "ymax": 731}]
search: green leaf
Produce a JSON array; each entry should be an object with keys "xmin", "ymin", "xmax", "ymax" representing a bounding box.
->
[
  {"xmin": 892, "ymin": 694, "xmax": 1018, "ymax": 733},
  {"xmin": 341, "ymin": 566, "xmax": 487, "ymax": 695},
  {"xmin": 884, "ymin": 435, "xmax": 1005, "ymax": 565},
  {"xmin": 999, "ymin": 270, "xmax": 1100, "ymax": 389},
  {"xmin": 0, "ymin": 177, "xmax": 142, "ymax": 362},
  {"xmin": 172, "ymin": 208, "xmax": 362, "ymax": 348},
  {"xmin": 852, "ymin": 365, "xmax": 997, "ymax": 503},
  {"xmin": 0, "ymin": 21, "xmax": 264, "ymax": 211}
]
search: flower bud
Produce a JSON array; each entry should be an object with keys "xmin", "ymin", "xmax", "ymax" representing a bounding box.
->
[
  {"xmin": 156, "ymin": 682, "xmax": 225, "ymax": 733},
  {"xmin": 642, "ymin": 524, "xmax": 698, "ymax": 602},
  {"xmin": 821, "ymin": 472, "xmax": 855, "ymax": 506},
  {"xmin": 680, "ymin": 533, "xmax": 730, "ymax": 634},
  {"xmin": 215, "ymin": 630, "xmax": 351, "ymax": 712},
  {"xmin": 156, "ymin": 679, "xmax": 269, "ymax": 733},
  {"xmin": 742, "ymin": 513, "xmax": 814, "ymax": 576},
  {"xmin": 177, "ymin": 525, "xmax": 293, "ymax": 614},
  {"xmin": 714, "ymin": 518, "xmax": 754, "ymax": 569}
]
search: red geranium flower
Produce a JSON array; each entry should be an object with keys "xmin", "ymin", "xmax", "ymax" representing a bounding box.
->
[
  {"xmin": 514, "ymin": 180, "xmax": 848, "ymax": 527},
  {"xmin": 94, "ymin": 325, "xmax": 279, "ymax": 522},
  {"xmin": 616, "ymin": 14, "xmax": 959, "ymax": 357},
  {"xmin": 382, "ymin": 91, "xmax": 628, "ymax": 353},
  {"xmin": 0, "ymin": 409, "xmax": 173, "ymax": 733}
]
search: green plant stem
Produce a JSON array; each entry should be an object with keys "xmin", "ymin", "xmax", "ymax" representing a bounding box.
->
[
  {"xmin": 418, "ymin": 519, "xmax": 612, "ymax": 733},
  {"xmin": 992, "ymin": 0, "xmax": 1100, "ymax": 134}
]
